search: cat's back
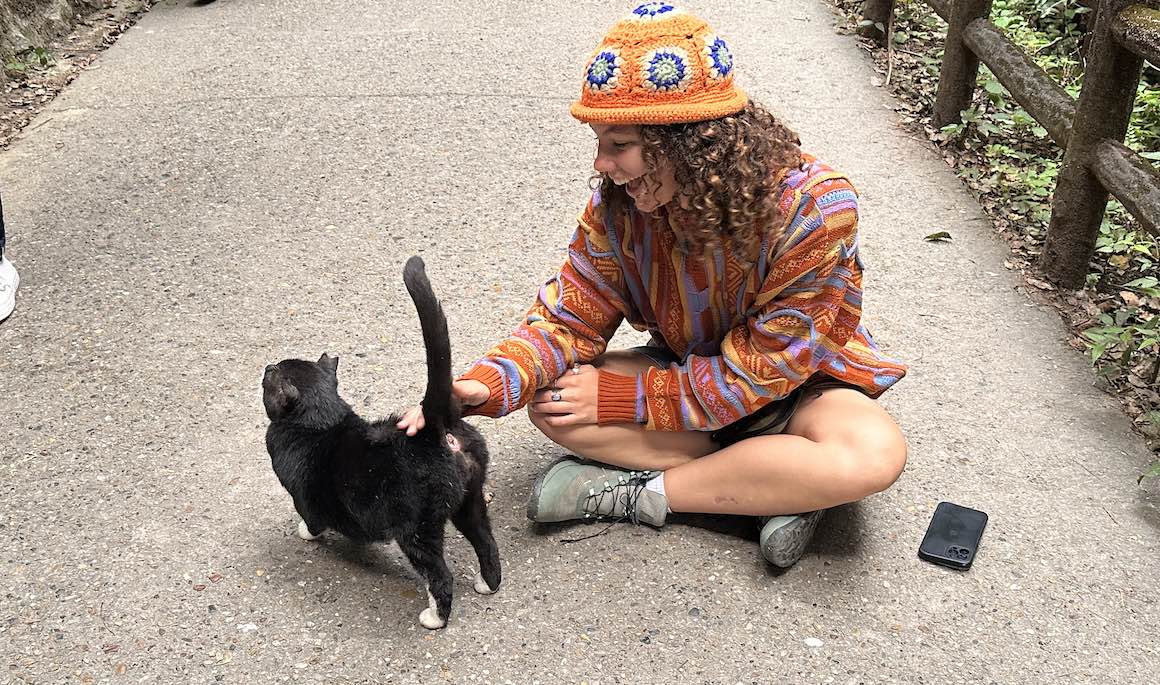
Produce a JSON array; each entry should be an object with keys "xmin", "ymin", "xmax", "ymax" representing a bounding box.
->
[
  {"xmin": 332, "ymin": 419, "xmax": 458, "ymax": 488},
  {"xmin": 365, "ymin": 416, "xmax": 407, "ymax": 448}
]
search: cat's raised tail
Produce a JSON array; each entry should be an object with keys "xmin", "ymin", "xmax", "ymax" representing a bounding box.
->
[{"xmin": 403, "ymin": 256, "xmax": 456, "ymax": 434}]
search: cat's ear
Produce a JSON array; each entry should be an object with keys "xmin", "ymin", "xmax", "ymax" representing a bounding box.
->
[
  {"xmin": 317, "ymin": 353, "xmax": 339, "ymax": 374},
  {"xmin": 264, "ymin": 382, "xmax": 300, "ymax": 420}
]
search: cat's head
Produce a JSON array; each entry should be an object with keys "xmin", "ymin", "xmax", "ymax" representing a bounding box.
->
[{"xmin": 262, "ymin": 353, "xmax": 349, "ymax": 427}]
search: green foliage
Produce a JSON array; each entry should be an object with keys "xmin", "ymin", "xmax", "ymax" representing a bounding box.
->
[
  {"xmin": 31, "ymin": 47, "xmax": 51, "ymax": 68},
  {"xmin": 990, "ymin": 0, "xmax": 1087, "ymax": 81},
  {"xmin": 1127, "ymin": 85, "xmax": 1160, "ymax": 156},
  {"xmin": 5, "ymin": 47, "xmax": 54, "ymax": 75},
  {"xmin": 1141, "ymin": 459, "xmax": 1160, "ymax": 484},
  {"xmin": 1086, "ymin": 208, "xmax": 1160, "ymax": 376}
]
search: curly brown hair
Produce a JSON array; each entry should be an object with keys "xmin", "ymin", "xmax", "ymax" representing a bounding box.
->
[{"xmin": 595, "ymin": 101, "xmax": 803, "ymax": 260}]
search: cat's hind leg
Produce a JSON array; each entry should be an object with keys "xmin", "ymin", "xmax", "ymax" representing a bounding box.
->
[
  {"xmin": 452, "ymin": 484, "xmax": 501, "ymax": 595},
  {"xmin": 397, "ymin": 527, "xmax": 454, "ymax": 629}
]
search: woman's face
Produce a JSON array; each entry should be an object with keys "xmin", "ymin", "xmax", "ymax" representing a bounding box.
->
[{"xmin": 590, "ymin": 124, "xmax": 677, "ymax": 213}]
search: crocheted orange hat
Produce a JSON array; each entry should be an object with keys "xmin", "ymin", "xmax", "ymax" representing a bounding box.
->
[{"xmin": 571, "ymin": 3, "xmax": 748, "ymax": 125}]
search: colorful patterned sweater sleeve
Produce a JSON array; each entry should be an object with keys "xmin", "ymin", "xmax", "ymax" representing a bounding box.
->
[
  {"xmin": 595, "ymin": 174, "xmax": 870, "ymax": 431},
  {"xmin": 458, "ymin": 194, "xmax": 629, "ymax": 418}
]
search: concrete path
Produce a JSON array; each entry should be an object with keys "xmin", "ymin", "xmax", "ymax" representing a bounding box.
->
[{"xmin": 2, "ymin": 1, "xmax": 1158, "ymax": 682}]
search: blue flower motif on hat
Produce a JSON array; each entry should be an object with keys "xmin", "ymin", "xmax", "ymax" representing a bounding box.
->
[
  {"xmin": 630, "ymin": 2, "xmax": 681, "ymax": 21},
  {"xmin": 702, "ymin": 35, "xmax": 734, "ymax": 80},
  {"xmin": 585, "ymin": 49, "xmax": 623, "ymax": 93},
  {"xmin": 641, "ymin": 47, "xmax": 692, "ymax": 92}
]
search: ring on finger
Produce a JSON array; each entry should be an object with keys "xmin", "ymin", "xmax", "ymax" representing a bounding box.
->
[
  {"xmin": 571, "ymin": 364, "xmax": 581, "ymax": 375},
  {"xmin": 550, "ymin": 390, "xmax": 562, "ymax": 402}
]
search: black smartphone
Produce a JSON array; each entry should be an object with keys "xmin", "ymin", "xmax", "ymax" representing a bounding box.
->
[{"xmin": 918, "ymin": 501, "xmax": 988, "ymax": 570}]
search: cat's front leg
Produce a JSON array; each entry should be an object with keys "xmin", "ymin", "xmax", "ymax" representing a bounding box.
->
[
  {"xmin": 291, "ymin": 495, "xmax": 327, "ymax": 541},
  {"xmin": 297, "ymin": 519, "xmax": 326, "ymax": 541}
]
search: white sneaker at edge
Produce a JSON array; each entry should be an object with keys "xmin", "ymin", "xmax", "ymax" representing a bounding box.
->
[{"xmin": 0, "ymin": 256, "xmax": 19, "ymax": 322}]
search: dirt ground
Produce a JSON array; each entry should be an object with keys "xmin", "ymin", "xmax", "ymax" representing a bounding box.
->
[{"xmin": 1, "ymin": 0, "xmax": 155, "ymax": 151}]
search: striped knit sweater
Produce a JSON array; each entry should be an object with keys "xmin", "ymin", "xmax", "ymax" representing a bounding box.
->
[{"xmin": 459, "ymin": 156, "xmax": 907, "ymax": 431}]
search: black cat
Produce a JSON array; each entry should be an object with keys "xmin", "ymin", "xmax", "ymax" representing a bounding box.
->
[{"xmin": 261, "ymin": 256, "xmax": 501, "ymax": 629}]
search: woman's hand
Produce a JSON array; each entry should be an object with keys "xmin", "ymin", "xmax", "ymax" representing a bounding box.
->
[
  {"xmin": 396, "ymin": 379, "xmax": 490, "ymax": 436},
  {"xmin": 529, "ymin": 364, "xmax": 598, "ymax": 426}
]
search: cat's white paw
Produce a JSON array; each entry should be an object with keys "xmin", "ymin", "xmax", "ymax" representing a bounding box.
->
[
  {"xmin": 473, "ymin": 572, "xmax": 497, "ymax": 595},
  {"xmin": 419, "ymin": 607, "xmax": 446, "ymax": 630},
  {"xmin": 418, "ymin": 587, "xmax": 446, "ymax": 629},
  {"xmin": 297, "ymin": 520, "xmax": 321, "ymax": 541}
]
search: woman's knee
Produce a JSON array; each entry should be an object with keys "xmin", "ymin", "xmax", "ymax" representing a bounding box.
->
[
  {"xmin": 528, "ymin": 409, "xmax": 598, "ymax": 454},
  {"xmin": 528, "ymin": 408, "xmax": 566, "ymax": 444},
  {"xmin": 791, "ymin": 390, "xmax": 907, "ymax": 500},
  {"xmin": 836, "ymin": 426, "xmax": 907, "ymax": 499}
]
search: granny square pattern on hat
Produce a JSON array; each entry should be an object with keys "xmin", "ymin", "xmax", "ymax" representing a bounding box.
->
[
  {"xmin": 702, "ymin": 35, "xmax": 733, "ymax": 80},
  {"xmin": 586, "ymin": 49, "xmax": 623, "ymax": 93},
  {"xmin": 631, "ymin": 2, "xmax": 680, "ymax": 20},
  {"xmin": 642, "ymin": 48, "xmax": 692, "ymax": 92}
]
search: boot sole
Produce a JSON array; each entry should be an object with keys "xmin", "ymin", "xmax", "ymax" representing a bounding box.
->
[{"xmin": 760, "ymin": 510, "xmax": 823, "ymax": 568}]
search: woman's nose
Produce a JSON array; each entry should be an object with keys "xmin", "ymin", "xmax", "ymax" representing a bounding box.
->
[{"xmin": 593, "ymin": 153, "xmax": 615, "ymax": 174}]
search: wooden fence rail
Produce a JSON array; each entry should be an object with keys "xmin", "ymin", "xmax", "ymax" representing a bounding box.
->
[{"xmin": 860, "ymin": 0, "xmax": 1160, "ymax": 289}]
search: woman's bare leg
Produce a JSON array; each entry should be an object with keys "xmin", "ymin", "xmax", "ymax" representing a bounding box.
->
[{"xmin": 530, "ymin": 351, "xmax": 907, "ymax": 516}]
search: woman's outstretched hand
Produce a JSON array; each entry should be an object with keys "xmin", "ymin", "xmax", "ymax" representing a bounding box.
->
[
  {"xmin": 529, "ymin": 364, "xmax": 599, "ymax": 426},
  {"xmin": 396, "ymin": 379, "xmax": 490, "ymax": 436}
]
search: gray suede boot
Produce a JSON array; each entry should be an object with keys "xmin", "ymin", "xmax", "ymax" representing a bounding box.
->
[{"xmin": 527, "ymin": 456, "xmax": 668, "ymax": 528}]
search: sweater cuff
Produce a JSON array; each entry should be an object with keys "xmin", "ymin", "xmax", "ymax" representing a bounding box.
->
[
  {"xmin": 597, "ymin": 369, "xmax": 640, "ymax": 425},
  {"xmin": 458, "ymin": 364, "xmax": 507, "ymax": 418}
]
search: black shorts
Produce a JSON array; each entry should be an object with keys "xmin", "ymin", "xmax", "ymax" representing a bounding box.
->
[{"xmin": 623, "ymin": 344, "xmax": 867, "ymax": 447}]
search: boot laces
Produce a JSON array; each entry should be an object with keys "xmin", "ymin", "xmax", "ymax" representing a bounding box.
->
[{"xmin": 562, "ymin": 470, "xmax": 653, "ymax": 544}]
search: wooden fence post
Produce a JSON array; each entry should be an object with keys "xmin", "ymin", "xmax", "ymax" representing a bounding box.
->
[
  {"xmin": 932, "ymin": 0, "xmax": 995, "ymax": 128},
  {"xmin": 859, "ymin": 0, "xmax": 896, "ymax": 44},
  {"xmin": 1040, "ymin": 0, "xmax": 1145, "ymax": 288}
]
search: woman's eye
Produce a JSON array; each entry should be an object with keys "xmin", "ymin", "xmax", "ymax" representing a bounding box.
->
[{"xmin": 613, "ymin": 142, "xmax": 631, "ymax": 150}]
